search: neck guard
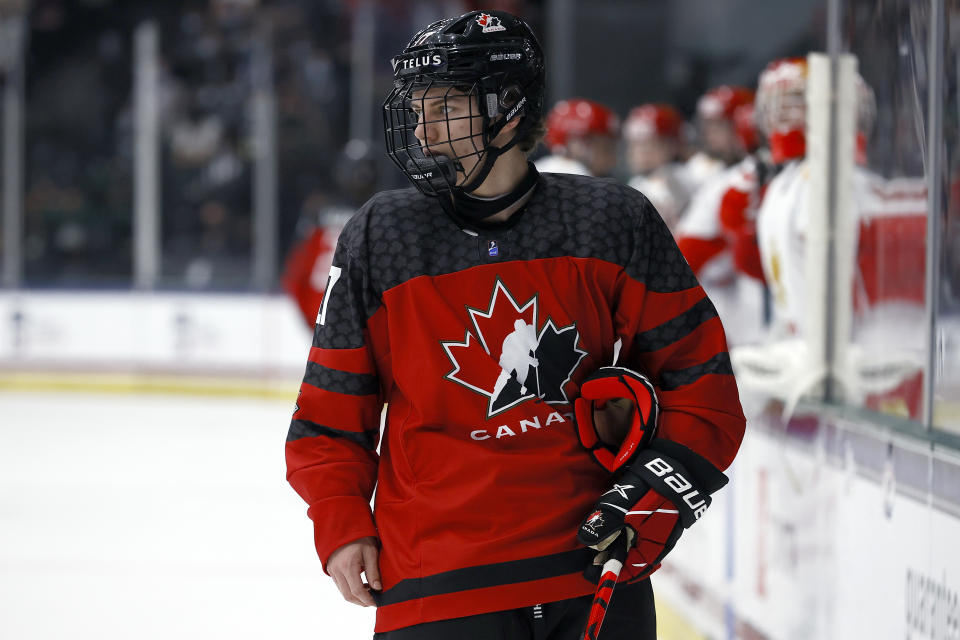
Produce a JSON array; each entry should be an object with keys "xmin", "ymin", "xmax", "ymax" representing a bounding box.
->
[{"xmin": 446, "ymin": 162, "xmax": 539, "ymax": 223}]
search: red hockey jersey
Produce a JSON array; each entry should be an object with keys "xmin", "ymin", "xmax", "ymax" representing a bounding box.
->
[
  {"xmin": 285, "ymin": 171, "xmax": 746, "ymax": 632},
  {"xmin": 281, "ymin": 225, "xmax": 340, "ymax": 328}
]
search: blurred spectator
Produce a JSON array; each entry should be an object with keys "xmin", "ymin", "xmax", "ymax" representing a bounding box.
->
[
  {"xmin": 22, "ymin": 0, "xmax": 134, "ymax": 284},
  {"xmin": 18, "ymin": 0, "xmax": 358, "ymax": 289}
]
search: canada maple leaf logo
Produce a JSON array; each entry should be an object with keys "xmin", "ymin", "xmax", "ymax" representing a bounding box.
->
[
  {"xmin": 441, "ymin": 279, "xmax": 587, "ymax": 418},
  {"xmin": 475, "ymin": 13, "xmax": 506, "ymax": 33}
]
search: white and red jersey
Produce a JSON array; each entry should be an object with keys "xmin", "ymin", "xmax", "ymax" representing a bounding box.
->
[
  {"xmin": 717, "ymin": 154, "xmax": 769, "ymax": 283},
  {"xmin": 756, "ymin": 161, "xmax": 926, "ymax": 333},
  {"xmin": 678, "ymin": 151, "xmax": 726, "ymax": 197},
  {"xmin": 673, "ymin": 157, "xmax": 768, "ymax": 346},
  {"xmin": 851, "ymin": 175, "xmax": 927, "ymax": 418},
  {"xmin": 755, "ymin": 159, "xmax": 810, "ymax": 336},
  {"xmin": 676, "ymin": 163, "xmax": 739, "ymax": 280},
  {"xmin": 627, "ymin": 163, "xmax": 690, "ymax": 232},
  {"xmin": 676, "ymin": 153, "xmax": 769, "ymax": 281},
  {"xmin": 282, "ymin": 208, "xmax": 352, "ymax": 328},
  {"xmin": 754, "ymin": 160, "xmax": 927, "ymax": 416},
  {"xmin": 285, "ymin": 170, "xmax": 746, "ymax": 632},
  {"xmin": 533, "ymin": 154, "xmax": 591, "ymax": 176}
]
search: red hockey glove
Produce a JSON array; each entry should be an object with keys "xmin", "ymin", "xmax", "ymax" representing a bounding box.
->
[
  {"xmin": 574, "ymin": 366, "xmax": 659, "ymax": 473},
  {"xmin": 577, "ymin": 440, "xmax": 728, "ymax": 584}
]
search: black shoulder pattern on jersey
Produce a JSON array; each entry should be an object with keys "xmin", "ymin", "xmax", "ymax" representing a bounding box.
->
[
  {"xmin": 524, "ymin": 173, "xmax": 637, "ymax": 265},
  {"xmin": 362, "ymin": 187, "xmax": 479, "ymax": 294},
  {"xmin": 628, "ymin": 188, "xmax": 700, "ymax": 293},
  {"xmin": 530, "ymin": 174, "xmax": 697, "ymax": 292},
  {"xmin": 310, "ymin": 194, "xmax": 387, "ymax": 350},
  {"xmin": 330, "ymin": 174, "xmax": 698, "ymax": 305}
]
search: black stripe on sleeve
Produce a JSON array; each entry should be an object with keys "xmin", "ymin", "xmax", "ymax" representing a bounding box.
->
[
  {"xmin": 286, "ymin": 418, "xmax": 376, "ymax": 450},
  {"xmin": 373, "ymin": 548, "xmax": 595, "ymax": 607},
  {"xmin": 658, "ymin": 352, "xmax": 734, "ymax": 391},
  {"xmin": 634, "ymin": 297, "xmax": 718, "ymax": 353},
  {"xmin": 303, "ymin": 361, "xmax": 378, "ymax": 396}
]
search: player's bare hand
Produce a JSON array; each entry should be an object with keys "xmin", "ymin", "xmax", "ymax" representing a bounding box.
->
[
  {"xmin": 594, "ymin": 397, "xmax": 634, "ymax": 445},
  {"xmin": 327, "ymin": 536, "xmax": 382, "ymax": 607}
]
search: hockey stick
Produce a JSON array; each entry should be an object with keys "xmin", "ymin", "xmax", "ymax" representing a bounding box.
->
[
  {"xmin": 580, "ymin": 338, "xmax": 630, "ymax": 640},
  {"xmin": 580, "ymin": 534, "xmax": 629, "ymax": 640}
]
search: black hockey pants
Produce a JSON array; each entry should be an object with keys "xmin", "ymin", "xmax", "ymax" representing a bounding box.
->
[{"xmin": 372, "ymin": 578, "xmax": 656, "ymax": 640}]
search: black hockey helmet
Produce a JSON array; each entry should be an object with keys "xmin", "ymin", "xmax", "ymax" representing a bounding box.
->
[{"xmin": 383, "ymin": 10, "xmax": 545, "ymax": 196}]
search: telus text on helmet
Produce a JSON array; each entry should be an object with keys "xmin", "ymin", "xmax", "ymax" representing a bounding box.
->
[{"xmin": 392, "ymin": 54, "xmax": 444, "ymax": 73}]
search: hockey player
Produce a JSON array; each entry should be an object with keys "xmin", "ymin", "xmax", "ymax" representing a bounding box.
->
[
  {"xmin": 753, "ymin": 57, "xmax": 833, "ymax": 336},
  {"xmin": 674, "ymin": 97, "xmax": 769, "ymax": 346},
  {"xmin": 285, "ymin": 10, "xmax": 745, "ymax": 639},
  {"xmin": 681, "ymin": 85, "xmax": 755, "ymax": 196},
  {"xmin": 282, "ymin": 140, "xmax": 378, "ymax": 328},
  {"xmin": 535, "ymin": 98, "xmax": 620, "ymax": 177},
  {"xmin": 281, "ymin": 206, "xmax": 347, "ymax": 328},
  {"xmin": 716, "ymin": 102, "xmax": 771, "ymax": 285},
  {"xmin": 624, "ymin": 103, "xmax": 691, "ymax": 231},
  {"xmin": 745, "ymin": 57, "xmax": 927, "ymax": 417}
]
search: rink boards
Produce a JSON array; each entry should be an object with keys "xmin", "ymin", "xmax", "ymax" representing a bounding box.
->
[{"xmin": 657, "ymin": 406, "xmax": 960, "ymax": 640}]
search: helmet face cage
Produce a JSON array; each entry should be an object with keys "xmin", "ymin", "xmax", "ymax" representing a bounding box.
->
[
  {"xmin": 384, "ymin": 78, "xmax": 494, "ymax": 197},
  {"xmin": 382, "ymin": 10, "xmax": 545, "ymax": 197},
  {"xmin": 756, "ymin": 60, "xmax": 808, "ymax": 137}
]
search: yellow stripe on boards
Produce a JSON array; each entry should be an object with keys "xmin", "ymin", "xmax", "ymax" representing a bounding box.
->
[
  {"xmin": 654, "ymin": 597, "xmax": 709, "ymax": 640},
  {"xmin": 0, "ymin": 372, "xmax": 299, "ymax": 401}
]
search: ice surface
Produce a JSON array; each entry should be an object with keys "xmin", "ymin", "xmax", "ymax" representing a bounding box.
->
[{"xmin": 0, "ymin": 391, "xmax": 375, "ymax": 639}]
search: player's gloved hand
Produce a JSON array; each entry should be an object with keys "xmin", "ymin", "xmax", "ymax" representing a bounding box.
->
[
  {"xmin": 577, "ymin": 440, "xmax": 728, "ymax": 583},
  {"xmin": 574, "ymin": 366, "xmax": 659, "ymax": 473}
]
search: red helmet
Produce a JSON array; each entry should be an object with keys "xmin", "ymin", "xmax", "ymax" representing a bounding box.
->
[
  {"xmin": 544, "ymin": 98, "xmax": 620, "ymax": 150},
  {"xmin": 756, "ymin": 57, "xmax": 808, "ymax": 163},
  {"xmin": 623, "ymin": 103, "xmax": 684, "ymax": 143},
  {"xmin": 696, "ymin": 86, "xmax": 755, "ymax": 123}
]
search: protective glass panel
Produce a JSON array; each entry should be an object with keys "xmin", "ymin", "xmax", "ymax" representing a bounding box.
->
[
  {"xmin": 935, "ymin": 2, "xmax": 960, "ymax": 433},
  {"xmin": 840, "ymin": 0, "xmax": 930, "ymax": 423},
  {"xmin": 0, "ymin": 58, "xmax": 5, "ymax": 276}
]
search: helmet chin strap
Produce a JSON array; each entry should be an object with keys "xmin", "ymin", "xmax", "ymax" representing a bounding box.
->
[
  {"xmin": 445, "ymin": 157, "xmax": 539, "ymax": 224},
  {"xmin": 457, "ymin": 140, "xmax": 512, "ymax": 193},
  {"xmin": 456, "ymin": 103, "xmax": 524, "ymax": 192}
]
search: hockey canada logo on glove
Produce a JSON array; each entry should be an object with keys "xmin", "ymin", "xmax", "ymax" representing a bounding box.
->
[
  {"xmin": 574, "ymin": 366, "xmax": 659, "ymax": 473},
  {"xmin": 577, "ymin": 439, "xmax": 729, "ymax": 584},
  {"xmin": 582, "ymin": 510, "xmax": 605, "ymax": 534}
]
